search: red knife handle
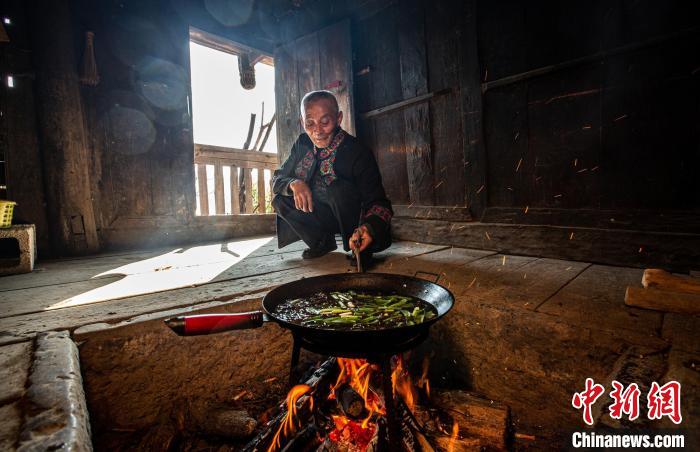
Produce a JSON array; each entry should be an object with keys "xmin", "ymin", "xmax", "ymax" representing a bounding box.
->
[{"xmin": 164, "ymin": 312, "xmax": 265, "ymax": 336}]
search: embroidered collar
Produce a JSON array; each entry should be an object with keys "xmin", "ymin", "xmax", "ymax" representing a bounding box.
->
[{"xmin": 313, "ymin": 128, "xmax": 346, "ymax": 160}]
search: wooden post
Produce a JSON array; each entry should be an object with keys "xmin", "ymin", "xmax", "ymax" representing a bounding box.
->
[
  {"xmin": 244, "ymin": 168, "xmax": 253, "ymax": 213},
  {"xmin": 31, "ymin": 0, "xmax": 99, "ymax": 255},
  {"xmin": 197, "ymin": 164, "xmax": 209, "ymax": 216},
  {"xmin": 230, "ymin": 166, "xmax": 240, "ymax": 214},
  {"xmin": 458, "ymin": 0, "xmax": 488, "ymax": 219},
  {"xmin": 398, "ymin": 0, "xmax": 434, "ymax": 206},
  {"xmin": 257, "ymin": 168, "xmax": 266, "ymax": 213},
  {"xmin": 214, "ymin": 163, "xmax": 225, "ymax": 214}
]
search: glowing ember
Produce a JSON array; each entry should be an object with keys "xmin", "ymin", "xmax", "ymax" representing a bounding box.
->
[
  {"xmin": 267, "ymin": 384, "xmax": 313, "ymax": 452},
  {"xmin": 329, "ymin": 415, "xmax": 376, "ymax": 449}
]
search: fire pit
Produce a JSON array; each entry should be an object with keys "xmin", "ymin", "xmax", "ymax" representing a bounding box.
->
[{"xmin": 239, "ymin": 354, "xmax": 510, "ymax": 451}]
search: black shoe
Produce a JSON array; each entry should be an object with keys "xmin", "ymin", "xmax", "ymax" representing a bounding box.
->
[{"xmin": 302, "ymin": 239, "xmax": 337, "ymax": 259}]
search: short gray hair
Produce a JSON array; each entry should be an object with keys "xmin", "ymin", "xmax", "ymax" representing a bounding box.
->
[{"xmin": 300, "ymin": 90, "xmax": 339, "ymax": 117}]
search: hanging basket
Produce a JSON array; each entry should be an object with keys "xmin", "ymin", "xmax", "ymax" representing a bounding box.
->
[{"xmin": 238, "ymin": 53, "xmax": 256, "ymax": 90}]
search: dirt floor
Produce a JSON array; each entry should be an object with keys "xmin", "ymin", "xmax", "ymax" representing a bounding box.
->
[{"xmin": 0, "ymin": 235, "xmax": 698, "ymax": 449}]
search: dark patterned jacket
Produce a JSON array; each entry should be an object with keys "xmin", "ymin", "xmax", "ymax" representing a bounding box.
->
[{"xmin": 272, "ymin": 131, "xmax": 393, "ymax": 252}]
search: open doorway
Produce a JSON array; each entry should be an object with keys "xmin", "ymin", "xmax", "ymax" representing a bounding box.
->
[{"xmin": 188, "ymin": 27, "xmax": 277, "ymax": 216}]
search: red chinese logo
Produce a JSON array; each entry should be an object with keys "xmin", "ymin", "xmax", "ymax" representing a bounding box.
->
[
  {"xmin": 609, "ymin": 380, "xmax": 641, "ymax": 421},
  {"xmin": 647, "ymin": 381, "xmax": 682, "ymax": 424},
  {"xmin": 572, "ymin": 378, "xmax": 605, "ymax": 425},
  {"xmin": 573, "ymin": 379, "xmax": 683, "ymax": 425}
]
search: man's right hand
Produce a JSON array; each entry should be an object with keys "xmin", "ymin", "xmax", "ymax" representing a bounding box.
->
[{"xmin": 289, "ymin": 179, "xmax": 313, "ymax": 213}]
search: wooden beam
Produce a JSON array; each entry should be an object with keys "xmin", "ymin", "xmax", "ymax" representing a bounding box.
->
[
  {"xmin": 359, "ymin": 89, "xmax": 450, "ymax": 120},
  {"xmin": 392, "ymin": 217, "xmax": 700, "ymax": 270},
  {"xmin": 194, "ymin": 144, "xmax": 278, "ymax": 166},
  {"xmin": 188, "ymin": 27, "xmax": 273, "ymax": 66},
  {"xmin": 196, "ymin": 164, "xmax": 209, "ymax": 216},
  {"xmin": 214, "ymin": 164, "xmax": 225, "ymax": 215},
  {"xmin": 482, "ymin": 27, "xmax": 700, "ymax": 93},
  {"xmin": 393, "ymin": 204, "xmax": 472, "ymax": 221},
  {"xmin": 625, "ymin": 286, "xmax": 700, "ymax": 315},
  {"xmin": 257, "ymin": 168, "xmax": 266, "ymax": 213},
  {"xmin": 642, "ymin": 269, "xmax": 700, "ymax": 295},
  {"xmin": 230, "ymin": 166, "xmax": 240, "ymax": 214}
]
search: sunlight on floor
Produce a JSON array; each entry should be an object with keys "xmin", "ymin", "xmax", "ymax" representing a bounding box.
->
[{"xmin": 47, "ymin": 236, "xmax": 274, "ymax": 310}]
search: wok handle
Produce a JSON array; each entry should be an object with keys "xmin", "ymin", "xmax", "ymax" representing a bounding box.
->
[{"xmin": 164, "ymin": 312, "xmax": 265, "ymax": 336}]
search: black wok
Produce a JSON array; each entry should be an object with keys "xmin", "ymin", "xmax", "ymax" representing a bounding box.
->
[{"xmin": 165, "ymin": 273, "xmax": 454, "ymax": 355}]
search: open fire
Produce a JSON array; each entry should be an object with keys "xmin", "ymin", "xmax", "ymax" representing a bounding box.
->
[{"xmin": 245, "ymin": 354, "xmax": 489, "ymax": 452}]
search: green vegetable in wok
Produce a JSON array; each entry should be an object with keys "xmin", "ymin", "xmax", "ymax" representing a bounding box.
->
[{"xmin": 271, "ymin": 290, "xmax": 438, "ymax": 330}]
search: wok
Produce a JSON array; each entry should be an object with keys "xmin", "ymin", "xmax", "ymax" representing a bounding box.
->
[{"xmin": 165, "ymin": 273, "xmax": 454, "ymax": 355}]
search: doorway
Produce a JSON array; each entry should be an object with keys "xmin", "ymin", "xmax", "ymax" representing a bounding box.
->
[{"xmin": 188, "ymin": 27, "xmax": 277, "ymax": 216}]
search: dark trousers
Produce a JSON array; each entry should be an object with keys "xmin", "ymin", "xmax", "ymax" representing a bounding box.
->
[{"xmin": 272, "ymin": 180, "xmax": 361, "ymax": 252}]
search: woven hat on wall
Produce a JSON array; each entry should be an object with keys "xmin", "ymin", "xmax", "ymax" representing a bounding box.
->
[{"xmin": 238, "ymin": 52, "xmax": 255, "ymax": 90}]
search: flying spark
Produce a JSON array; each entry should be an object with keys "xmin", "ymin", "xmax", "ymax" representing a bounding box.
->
[{"xmin": 515, "ymin": 158, "xmax": 523, "ymax": 172}]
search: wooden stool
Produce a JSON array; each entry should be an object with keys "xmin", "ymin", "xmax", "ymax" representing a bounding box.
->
[{"xmin": 0, "ymin": 224, "xmax": 36, "ymax": 275}]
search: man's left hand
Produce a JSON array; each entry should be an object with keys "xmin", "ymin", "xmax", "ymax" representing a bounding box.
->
[{"xmin": 349, "ymin": 224, "xmax": 373, "ymax": 253}]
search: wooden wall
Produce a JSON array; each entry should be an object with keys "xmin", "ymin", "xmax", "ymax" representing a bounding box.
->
[
  {"xmin": 266, "ymin": 0, "xmax": 699, "ymax": 267},
  {"xmin": 479, "ymin": 0, "xmax": 700, "ymax": 221},
  {"xmin": 353, "ymin": 0, "xmax": 477, "ymax": 209}
]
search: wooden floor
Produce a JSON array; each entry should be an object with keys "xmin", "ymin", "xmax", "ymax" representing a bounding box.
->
[
  {"xmin": 1, "ymin": 235, "xmax": 697, "ymax": 446},
  {"xmin": 0, "ymin": 235, "xmax": 686, "ymax": 346}
]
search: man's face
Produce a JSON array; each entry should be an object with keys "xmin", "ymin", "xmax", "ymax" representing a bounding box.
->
[{"xmin": 302, "ymin": 98, "xmax": 343, "ymax": 148}]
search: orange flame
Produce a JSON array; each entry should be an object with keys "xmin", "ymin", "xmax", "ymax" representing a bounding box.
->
[
  {"xmin": 447, "ymin": 421, "xmax": 459, "ymax": 452},
  {"xmin": 391, "ymin": 355, "xmax": 418, "ymax": 412},
  {"xmin": 330, "ymin": 358, "xmax": 386, "ymax": 428},
  {"xmin": 417, "ymin": 355, "xmax": 431, "ymax": 399},
  {"xmin": 267, "ymin": 384, "xmax": 313, "ymax": 452}
]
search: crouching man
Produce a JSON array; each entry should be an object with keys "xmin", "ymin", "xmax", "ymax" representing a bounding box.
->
[{"xmin": 271, "ymin": 90, "xmax": 393, "ymax": 265}]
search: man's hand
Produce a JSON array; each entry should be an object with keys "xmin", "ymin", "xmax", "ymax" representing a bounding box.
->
[
  {"xmin": 289, "ymin": 179, "xmax": 313, "ymax": 213},
  {"xmin": 349, "ymin": 224, "xmax": 373, "ymax": 253}
]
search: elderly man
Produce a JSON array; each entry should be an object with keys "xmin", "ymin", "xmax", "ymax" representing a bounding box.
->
[{"xmin": 271, "ymin": 90, "xmax": 392, "ymax": 264}]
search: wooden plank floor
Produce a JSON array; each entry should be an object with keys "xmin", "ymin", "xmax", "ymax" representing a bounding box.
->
[{"xmin": 0, "ymin": 234, "xmax": 686, "ymax": 348}]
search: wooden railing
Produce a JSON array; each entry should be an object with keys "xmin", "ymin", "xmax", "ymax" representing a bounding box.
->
[{"xmin": 194, "ymin": 144, "xmax": 278, "ymax": 215}]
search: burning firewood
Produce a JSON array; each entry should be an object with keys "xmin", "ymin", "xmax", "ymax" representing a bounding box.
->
[
  {"xmin": 336, "ymin": 384, "xmax": 365, "ymax": 419},
  {"xmin": 241, "ymin": 357, "xmax": 338, "ymax": 452}
]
